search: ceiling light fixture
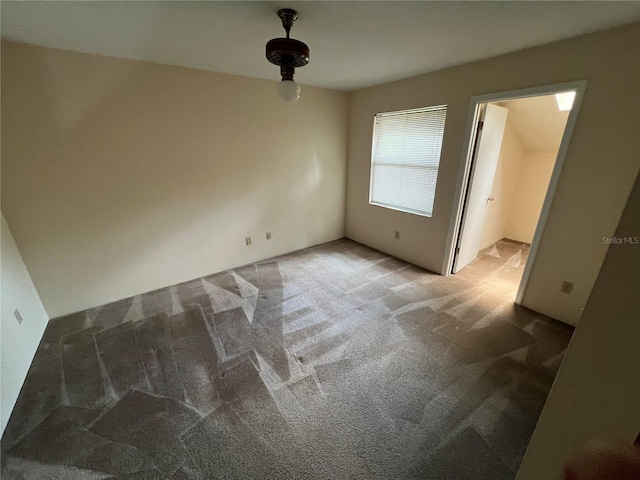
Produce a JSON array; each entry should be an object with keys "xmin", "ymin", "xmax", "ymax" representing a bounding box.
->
[
  {"xmin": 555, "ymin": 91, "xmax": 576, "ymax": 111},
  {"xmin": 266, "ymin": 9, "xmax": 309, "ymax": 103}
]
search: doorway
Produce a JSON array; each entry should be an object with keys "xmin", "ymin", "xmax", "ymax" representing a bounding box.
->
[{"xmin": 443, "ymin": 81, "xmax": 587, "ymax": 305}]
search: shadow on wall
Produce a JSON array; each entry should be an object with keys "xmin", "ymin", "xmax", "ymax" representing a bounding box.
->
[{"xmin": 1, "ymin": 42, "xmax": 347, "ymax": 317}]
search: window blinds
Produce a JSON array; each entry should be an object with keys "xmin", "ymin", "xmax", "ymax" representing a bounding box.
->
[{"xmin": 369, "ymin": 105, "xmax": 447, "ymax": 217}]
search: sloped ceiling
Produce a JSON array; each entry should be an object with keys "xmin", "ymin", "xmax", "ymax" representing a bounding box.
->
[
  {"xmin": 2, "ymin": 1, "xmax": 639, "ymax": 91},
  {"xmin": 499, "ymin": 95, "xmax": 570, "ymax": 153}
]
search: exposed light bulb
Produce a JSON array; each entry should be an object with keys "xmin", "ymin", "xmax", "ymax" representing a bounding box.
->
[{"xmin": 277, "ymin": 79, "xmax": 301, "ymax": 103}]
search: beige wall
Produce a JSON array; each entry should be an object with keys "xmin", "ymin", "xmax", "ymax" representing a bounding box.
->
[
  {"xmin": 1, "ymin": 215, "xmax": 49, "ymax": 434},
  {"xmin": 517, "ymin": 172, "xmax": 640, "ymax": 480},
  {"xmin": 1, "ymin": 42, "xmax": 349, "ymax": 318},
  {"xmin": 481, "ymin": 140, "xmax": 557, "ymax": 250},
  {"xmin": 479, "ymin": 118, "xmax": 524, "ymax": 250},
  {"xmin": 346, "ymin": 24, "xmax": 640, "ymax": 325},
  {"xmin": 506, "ymin": 152, "xmax": 556, "ymax": 244}
]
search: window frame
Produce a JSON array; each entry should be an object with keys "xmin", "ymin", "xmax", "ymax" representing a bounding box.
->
[{"xmin": 368, "ymin": 104, "xmax": 447, "ymax": 218}]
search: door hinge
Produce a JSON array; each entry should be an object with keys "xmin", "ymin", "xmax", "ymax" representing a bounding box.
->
[
  {"xmin": 455, "ymin": 247, "xmax": 460, "ymax": 254},
  {"xmin": 477, "ymin": 121, "xmax": 484, "ymax": 131}
]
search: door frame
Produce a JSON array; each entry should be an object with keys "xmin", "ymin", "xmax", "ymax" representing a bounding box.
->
[{"xmin": 441, "ymin": 80, "xmax": 588, "ymax": 305}]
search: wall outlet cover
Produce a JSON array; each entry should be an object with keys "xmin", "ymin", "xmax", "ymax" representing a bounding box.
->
[{"xmin": 560, "ymin": 281, "xmax": 574, "ymax": 294}]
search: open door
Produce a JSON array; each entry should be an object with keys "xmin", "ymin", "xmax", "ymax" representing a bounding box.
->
[{"xmin": 452, "ymin": 103, "xmax": 508, "ymax": 273}]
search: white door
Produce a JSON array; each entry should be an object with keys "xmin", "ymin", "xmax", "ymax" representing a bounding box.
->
[{"xmin": 453, "ymin": 103, "xmax": 508, "ymax": 273}]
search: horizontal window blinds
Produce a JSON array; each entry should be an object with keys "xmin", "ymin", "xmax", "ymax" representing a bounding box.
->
[{"xmin": 370, "ymin": 105, "xmax": 447, "ymax": 217}]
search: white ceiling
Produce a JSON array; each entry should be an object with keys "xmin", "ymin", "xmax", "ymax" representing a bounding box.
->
[
  {"xmin": 2, "ymin": 1, "xmax": 639, "ymax": 91},
  {"xmin": 498, "ymin": 95, "xmax": 570, "ymax": 153}
]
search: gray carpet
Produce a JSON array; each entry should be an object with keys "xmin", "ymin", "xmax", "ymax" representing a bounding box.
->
[{"xmin": 1, "ymin": 238, "xmax": 573, "ymax": 479}]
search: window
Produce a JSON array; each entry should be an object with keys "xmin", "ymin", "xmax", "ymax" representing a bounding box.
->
[{"xmin": 369, "ymin": 105, "xmax": 447, "ymax": 217}]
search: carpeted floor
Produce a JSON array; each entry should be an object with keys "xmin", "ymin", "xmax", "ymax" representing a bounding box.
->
[{"xmin": 1, "ymin": 238, "xmax": 572, "ymax": 479}]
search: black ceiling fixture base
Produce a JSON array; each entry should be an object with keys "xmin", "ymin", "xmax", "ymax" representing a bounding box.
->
[
  {"xmin": 266, "ymin": 8, "xmax": 309, "ymax": 71},
  {"xmin": 277, "ymin": 8, "xmax": 298, "ymax": 37}
]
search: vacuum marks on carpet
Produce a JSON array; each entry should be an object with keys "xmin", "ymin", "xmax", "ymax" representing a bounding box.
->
[{"xmin": 1, "ymin": 239, "xmax": 573, "ymax": 479}]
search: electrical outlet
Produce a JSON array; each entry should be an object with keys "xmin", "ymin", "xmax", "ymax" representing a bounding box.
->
[
  {"xmin": 245, "ymin": 237, "xmax": 252, "ymax": 246},
  {"xmin": 560, "ymin": 281, "xmax": 573, "ymax": 294},
  {"xmin": 14, "ymin": 309, "xmax": 23, "ymax": 324},
  {"xmin": 395, "ymin": 231, "xmax": 400, "ymax": 240},
  {"xmin": 266, "ymin": 232, "xmax": 271, "ymax": 240}
]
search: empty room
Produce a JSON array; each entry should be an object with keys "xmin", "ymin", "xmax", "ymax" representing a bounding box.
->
[{"xmin": 1, "ymin": 2, "xmax": 639, "ymax": 479}]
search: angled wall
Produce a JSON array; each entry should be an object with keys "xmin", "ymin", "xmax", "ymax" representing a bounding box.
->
[{"xmin": 516, "ymin": 171, "xmax": 640, "ymax": 479}]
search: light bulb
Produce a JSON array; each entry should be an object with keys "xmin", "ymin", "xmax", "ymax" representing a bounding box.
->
[{"xmin": 277, "ymin": 79, "xmax": 301, "ymax": 103}]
